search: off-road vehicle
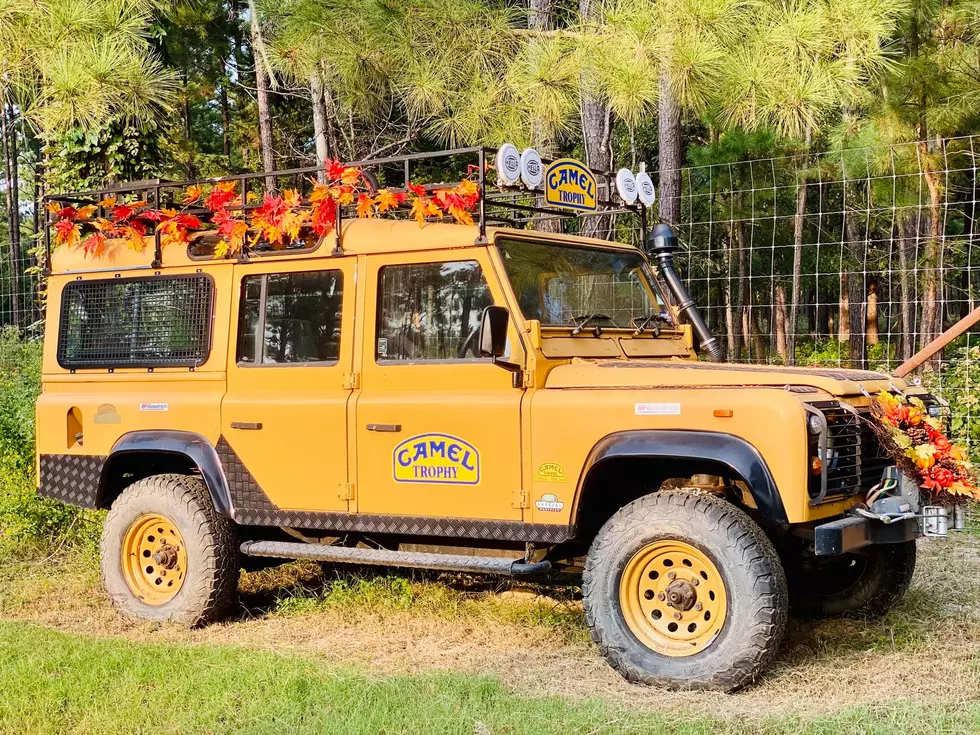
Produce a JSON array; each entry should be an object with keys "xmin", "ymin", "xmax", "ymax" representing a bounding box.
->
[{"xmin": 36, "ymin": 147, "xmax": 933, "ymax": 691}]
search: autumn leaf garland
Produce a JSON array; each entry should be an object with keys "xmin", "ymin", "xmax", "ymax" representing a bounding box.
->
[
  {"xmin": 48, "ymin": 161, "xmax": 482, "ymax": 256},
  {"xmin": 870, "ymin": 390, "xmax": 980, "ymax": 503}
]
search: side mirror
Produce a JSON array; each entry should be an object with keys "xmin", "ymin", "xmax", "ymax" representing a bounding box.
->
[{"xmin": 479, "ymin": 305, "xmax": 509, "ymax": 358}]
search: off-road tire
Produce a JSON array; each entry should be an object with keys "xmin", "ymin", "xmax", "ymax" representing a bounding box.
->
[
  {"xmin": 582, "ymin": 491, "xmax": 788, "ymax": 692},
  {"xmin": 101, "ymin": 473, "xmax": 239, "ymax": 626},
  {"xmin": 787, "ymin": 541, "xmax": 916, "ymax": 619}
]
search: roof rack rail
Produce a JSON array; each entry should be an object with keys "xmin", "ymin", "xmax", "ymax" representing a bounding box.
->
[{"xmin": 43, "ymin": 146, "xmax": 654, "ymax": 272}]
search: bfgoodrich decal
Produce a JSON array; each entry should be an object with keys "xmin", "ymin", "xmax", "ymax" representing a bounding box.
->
[{"xmin": 393, "ymin": 433, "xmax": 480, "ymax": 485}]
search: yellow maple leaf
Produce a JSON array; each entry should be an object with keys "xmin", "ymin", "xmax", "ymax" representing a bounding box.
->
[
  {"xmin": 907, "ymin": 443, "xmax": 937, "ymax": 469},
  {"xmin": 341, "ymin": 167, "xmax": 360, "ymax": 186},
  {"xmin": 184, "ymin": 185, "xmax": 202, "ymax": 204},
  {"xmin": 98, "ymin": 196, "xmax": 117, "ymax": 208},
  {"xmin": 46, "ymin": 201, "xmax": 63, "ymax": 214},
  {"xmin": 125, "ymin": 227, "xmax": 146, "ymax": 252},
  {"xmin": 281, "ymin": 210, "xmax": 310, "ymax": 241},
  {"xmin": 161, "ymin": 208, "xmax": 179, "ymax": 219},
  {"xmin": 215, "ymin": 240, "xmax": 230, "ymax": 259},
  {"xmin": 76, "ymin": 205, "xmax": 97, "ymax": 219},
  {"xmin": 456, "ymin": 179, "xmax": 479, "ymax": 197},
  {"xmin": 448, "ymin": 206, "xmax": 474, "ymax": 226},
  {"xmin": 375, "ymin": 189, "xmax": 399, "ymax": 213},
  {"xmin": 283, "ymin": 189, "xmax": 302, "ymax": 208},
  {"xmin": 336, "ymin": 189, "xmax": 354, "ymax": 206},
  {"xmin": 409, "ymin": 197, "xmax": 428, "ymax": 226}
]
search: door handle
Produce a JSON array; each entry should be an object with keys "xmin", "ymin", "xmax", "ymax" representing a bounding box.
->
[
  {"xmin": 366, "ymin": 423, "xmax": 401, "ymax": 433},
  {"xmin": 231, "ymin": 422, "xmax": 263, "ymax": 430}
]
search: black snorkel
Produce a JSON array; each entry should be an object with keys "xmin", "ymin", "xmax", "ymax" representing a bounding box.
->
[{"xmin": 647, "ymin": 224, "xmax": 724, "ymax": 363}]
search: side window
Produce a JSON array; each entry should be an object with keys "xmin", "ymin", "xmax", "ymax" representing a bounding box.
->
[
  {"xmin": 376, "ymin": 260, "xmax": 493, "ymax": 361},
  {"xmin": 237, "ymin": 270, "xmax": 343, "ymax": 365}
]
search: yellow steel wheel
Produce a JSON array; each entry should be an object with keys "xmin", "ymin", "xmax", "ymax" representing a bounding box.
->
[
  {"xmin": 619, "ymin": 539, "xmax": 728, "ymax": 657},
  {"xmin": 120, "ymin": 513, "xmax": 188, "ymax": 605}
]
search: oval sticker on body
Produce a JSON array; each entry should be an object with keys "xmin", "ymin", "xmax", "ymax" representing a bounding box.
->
[{"xmin": 393, "ymin": 433, "xmax": 481, "ymax": 485}]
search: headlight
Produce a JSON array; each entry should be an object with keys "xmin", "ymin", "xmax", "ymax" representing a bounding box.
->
[
  {"xmin": 927, "ymin": 404, "xmax": 941, "ymax": 417},
  {"xmin": 807, "ymin": 413, "xmax": 823, "ymax": 435}
]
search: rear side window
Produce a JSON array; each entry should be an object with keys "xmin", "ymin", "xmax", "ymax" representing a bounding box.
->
[
  {"xmin": 376, "ymin": 261, "xmax": 492, "ymax": 361},
  {"xmin": 237, "ymin": 270, "xmax": 343, "ymax": 365},
  {"xmin": 57, "ymin": 275, "xmax": 213, "ymax": 369}
]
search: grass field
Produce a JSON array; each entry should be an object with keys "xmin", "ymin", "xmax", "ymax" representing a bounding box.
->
[{"xmin": 3, "ymin": 530, "xmax": 980, "ymax": 734}]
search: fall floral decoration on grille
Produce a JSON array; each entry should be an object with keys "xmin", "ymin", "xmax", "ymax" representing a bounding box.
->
[
  {"xmin": 868, "ymin": 390, "xmax": 980, "ymax": 503},
  {"xmin": 48, "ymin": 160, "xmax": 482, "ymax": 256}
]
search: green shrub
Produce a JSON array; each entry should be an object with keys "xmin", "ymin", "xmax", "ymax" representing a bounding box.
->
[{"xmin": 0, "ymin": 327, "xmax": 98, "ymax": 555}]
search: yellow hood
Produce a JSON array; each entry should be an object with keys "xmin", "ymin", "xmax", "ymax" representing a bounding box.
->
[{"xmin": 545, "ymin": 359, "xmax": 904, "ymax": 396}]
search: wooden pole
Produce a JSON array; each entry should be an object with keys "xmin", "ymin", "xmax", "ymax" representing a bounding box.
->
[{"xmin": 893, "ymin": 304, "xmax": 980, "ymax": 377}]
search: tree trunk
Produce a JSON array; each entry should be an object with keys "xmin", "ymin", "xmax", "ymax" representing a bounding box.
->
[
  {"xmin": 897, "ymin": 215, "xmax": 914, "ymax": 359},
  {"xmin": 844, "ymin": 206, "xmax": 866, "ymax": 369},
  {"xmin": 322, "ymin": 85, "xmax": 340, "ymax": 160},
  {"xmin": 1, "ymin": 99, "xmax": 22, "ymax": 329},
  {"xmin": 737, "ymin": 220, "xmax": 749, "ymax": 360},
  {"xmin": 182, "ymin": 70, "xmax": 195, "ymax": 179},
  {"xmin": 527, "ymin": 0, "xmax": 560, "ymax": 233},
  {"xmin": 787, "ymin": 131, "xmax": 811, "ymax": 365},
  {"xmin": 918, "ymin": 139, "xmax": 944, "ymax": 368},
  {"xmin": 579, "ymin": 0, "xmax": 614, "ymax": 240},
  {"xmin": 723, "ymin": 220, "xmax": 741, "ymax": 360},
  {"xmin": 220, "ymin": 82, "xmax": 232, "ymax": 161},
  {"xmin": 751, "ymin": 295, "xmax": 767, "ymax": 361},
  {"xmin": 310, "ymin": 69, "xmax": 330, "ymax": 175},
  {"xmin": 838, "ymin": 274, "xmax": 849, "ymax": 342},
  {"xmin": 658, "ymin": 71, "xmax": 682, "ymax": 226},
  {"xmin": 866, "ymin": 278, "xmax": 879, "ymax": 347},
  {"xmin": 775, "ymin": 284, "xmax": 788, "ymax": 361},
  {"xmin": 249, "ymin": 0, "xmax": 276, "ymax": 191}
]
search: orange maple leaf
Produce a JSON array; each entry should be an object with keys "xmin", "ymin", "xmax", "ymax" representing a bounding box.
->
[
  {"xmin": 76, "ymin": 205, "xmax": 97, "ymax": 219},
  {"xmin": 375, "ymin": 189, "xmax": 406, "ymax": 213},
  {"xmin": 184, "ymin": 185, "xmax": 202, "ymax": 204},
  {"xmin": 356, "ymin": 194, "xmax": 375, "ymax": 218},
  {"xmin": 98, "ymin": 196, "xmax": 117, "ymax": 208}
]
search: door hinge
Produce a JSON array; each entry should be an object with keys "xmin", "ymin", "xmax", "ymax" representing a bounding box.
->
[
  {"xmin": 338, "ymin": 482, "xmax": 355, "ymax": 501},
  {"xmin": 343, "ymin": 372, "xmax": 360, "ymax": 389},
  {"xmin": 512, "ymin": 488, "xmax": 530, "ymax": 509}
]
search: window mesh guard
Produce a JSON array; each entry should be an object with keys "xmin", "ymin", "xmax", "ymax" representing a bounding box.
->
[{"xmin": 58, "ymin": 276, "xmax": 213, "ymax": 368}]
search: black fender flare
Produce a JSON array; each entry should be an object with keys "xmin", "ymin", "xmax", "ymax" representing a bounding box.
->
[
  {"xmin": 574, "ymin": 430, "xmax": 788, "ymax": 524},
  {"xmin": 102, "ymin": 430, "xmax": 233, "ymax": 516}
]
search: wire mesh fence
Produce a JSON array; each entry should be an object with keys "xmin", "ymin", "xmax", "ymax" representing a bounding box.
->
[
  {"xmin": 2, "ymin": 135, "xmax": 979, "ymax": 449},
  {"xmin": 672, "ymin": 134, "xmax": 980, "ymax": 451}
]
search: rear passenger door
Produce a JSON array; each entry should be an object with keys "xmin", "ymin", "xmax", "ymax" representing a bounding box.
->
[{"xmin": 222, "ymin": 257, "xmax": 355, "ymax": 512}]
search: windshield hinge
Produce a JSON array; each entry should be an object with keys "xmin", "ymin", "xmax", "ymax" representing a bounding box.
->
[
  {"xmin": 343, "ymin": 372, "xmax": 360, "ymax": 389},
  {"xmin": 512, "ymin": 488, "xmax": 530, "ymax": 509}
]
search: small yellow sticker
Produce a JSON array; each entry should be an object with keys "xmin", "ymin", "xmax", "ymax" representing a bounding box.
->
[{"xmin": 533, "ymin": 462, "xmax": 569, "ymax": 484}]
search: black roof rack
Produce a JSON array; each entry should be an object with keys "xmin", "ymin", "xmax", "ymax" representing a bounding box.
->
[{"xmin": 43, "ymin": 146, "xmax": 651, "ymax": 272}]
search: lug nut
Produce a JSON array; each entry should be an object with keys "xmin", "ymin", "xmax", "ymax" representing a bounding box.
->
[
  {"xmin": 691, "ymin": 578, "xmax": 699, "ymax": 586},
  {"xmin": 668, "ymin": 571, "xmax": 676, "ymax": 580},
  {"xmin": 695, "ymin": 603, "xmax": 703, "ymax": 611},
  {"xmin": 657, "ymin": 592, "xmax": 666, "ymax": 601},
  {"xmin": 673, "ymin": 612, "xmax": 682, "ymax": 620}
]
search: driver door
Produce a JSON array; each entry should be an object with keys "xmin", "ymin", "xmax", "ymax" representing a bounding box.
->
[{"xmin": 353, "ymin": 248, "xmax": 525, "ymax": 520}]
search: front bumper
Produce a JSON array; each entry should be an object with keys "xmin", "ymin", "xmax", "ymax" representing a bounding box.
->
[{"xmin": 814, "ymin": 515, "xmax": 921, "ymax": 556}]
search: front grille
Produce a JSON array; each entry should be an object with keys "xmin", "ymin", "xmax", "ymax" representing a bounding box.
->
[
  {"xmin": 807, "ymin": 400, "xmax": 894, "ymax": 503},
  {"xmin": 807, "ymin": 401, "xmax": 862, "ymax": 500},
  {"xmin": 858, "ymin": 410, "xmax": 892, "ymax": 490}
]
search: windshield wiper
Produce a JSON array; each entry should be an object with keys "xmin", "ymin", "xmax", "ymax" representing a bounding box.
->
[
  {"xmin": 629, "ymin": 313, "xmax": 670, "ymax": 336},
  {"xmin": 570, "ymin": 313, "xmax": 613, "ymax": 336}
]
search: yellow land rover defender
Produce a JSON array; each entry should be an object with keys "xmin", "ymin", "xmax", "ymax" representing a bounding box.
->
[{"xmin": 36, "ymin": 148, "xmax": 931, "ymax": 691}]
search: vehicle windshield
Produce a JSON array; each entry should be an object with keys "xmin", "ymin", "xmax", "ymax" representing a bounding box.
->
[{"xmin": 497, "ymin": 238, "xmax": 673, "ymax": 329}]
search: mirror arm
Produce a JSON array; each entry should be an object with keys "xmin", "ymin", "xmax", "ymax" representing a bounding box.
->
[{"xmin": 492, "ymin": 356, "xmax": 522, "ymax": 374}]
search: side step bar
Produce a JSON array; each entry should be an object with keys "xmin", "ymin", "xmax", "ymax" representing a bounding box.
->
[{"xmin": 239, "ymin": 540, "xmax": 552, "ymax": 576}]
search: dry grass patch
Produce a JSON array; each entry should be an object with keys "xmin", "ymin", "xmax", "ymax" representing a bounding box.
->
[{"xmin": 2, "ymin": 534, "xmax": 980, "ymax": 725}]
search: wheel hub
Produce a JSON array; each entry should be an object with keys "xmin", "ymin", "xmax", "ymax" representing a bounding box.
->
[
  {"xmin": 619, "ymin": 539, "xmax": 728, "ymax": 657},
  {"xmin": 120, "ymin": 513, "xmax": 187, "ymax": 605},
  {"xmin": 665, "ymin": 579, "xmax": 697, "ymax": 611}
]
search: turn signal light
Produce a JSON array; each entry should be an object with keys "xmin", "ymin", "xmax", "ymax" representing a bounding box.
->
[
  {"xmin": 713, "ymin": 409, "xmax": 734, "ymax": 418},
  {"xmin": 810, "ymin": 456, "xmax": 823, "ymax": 475}
]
